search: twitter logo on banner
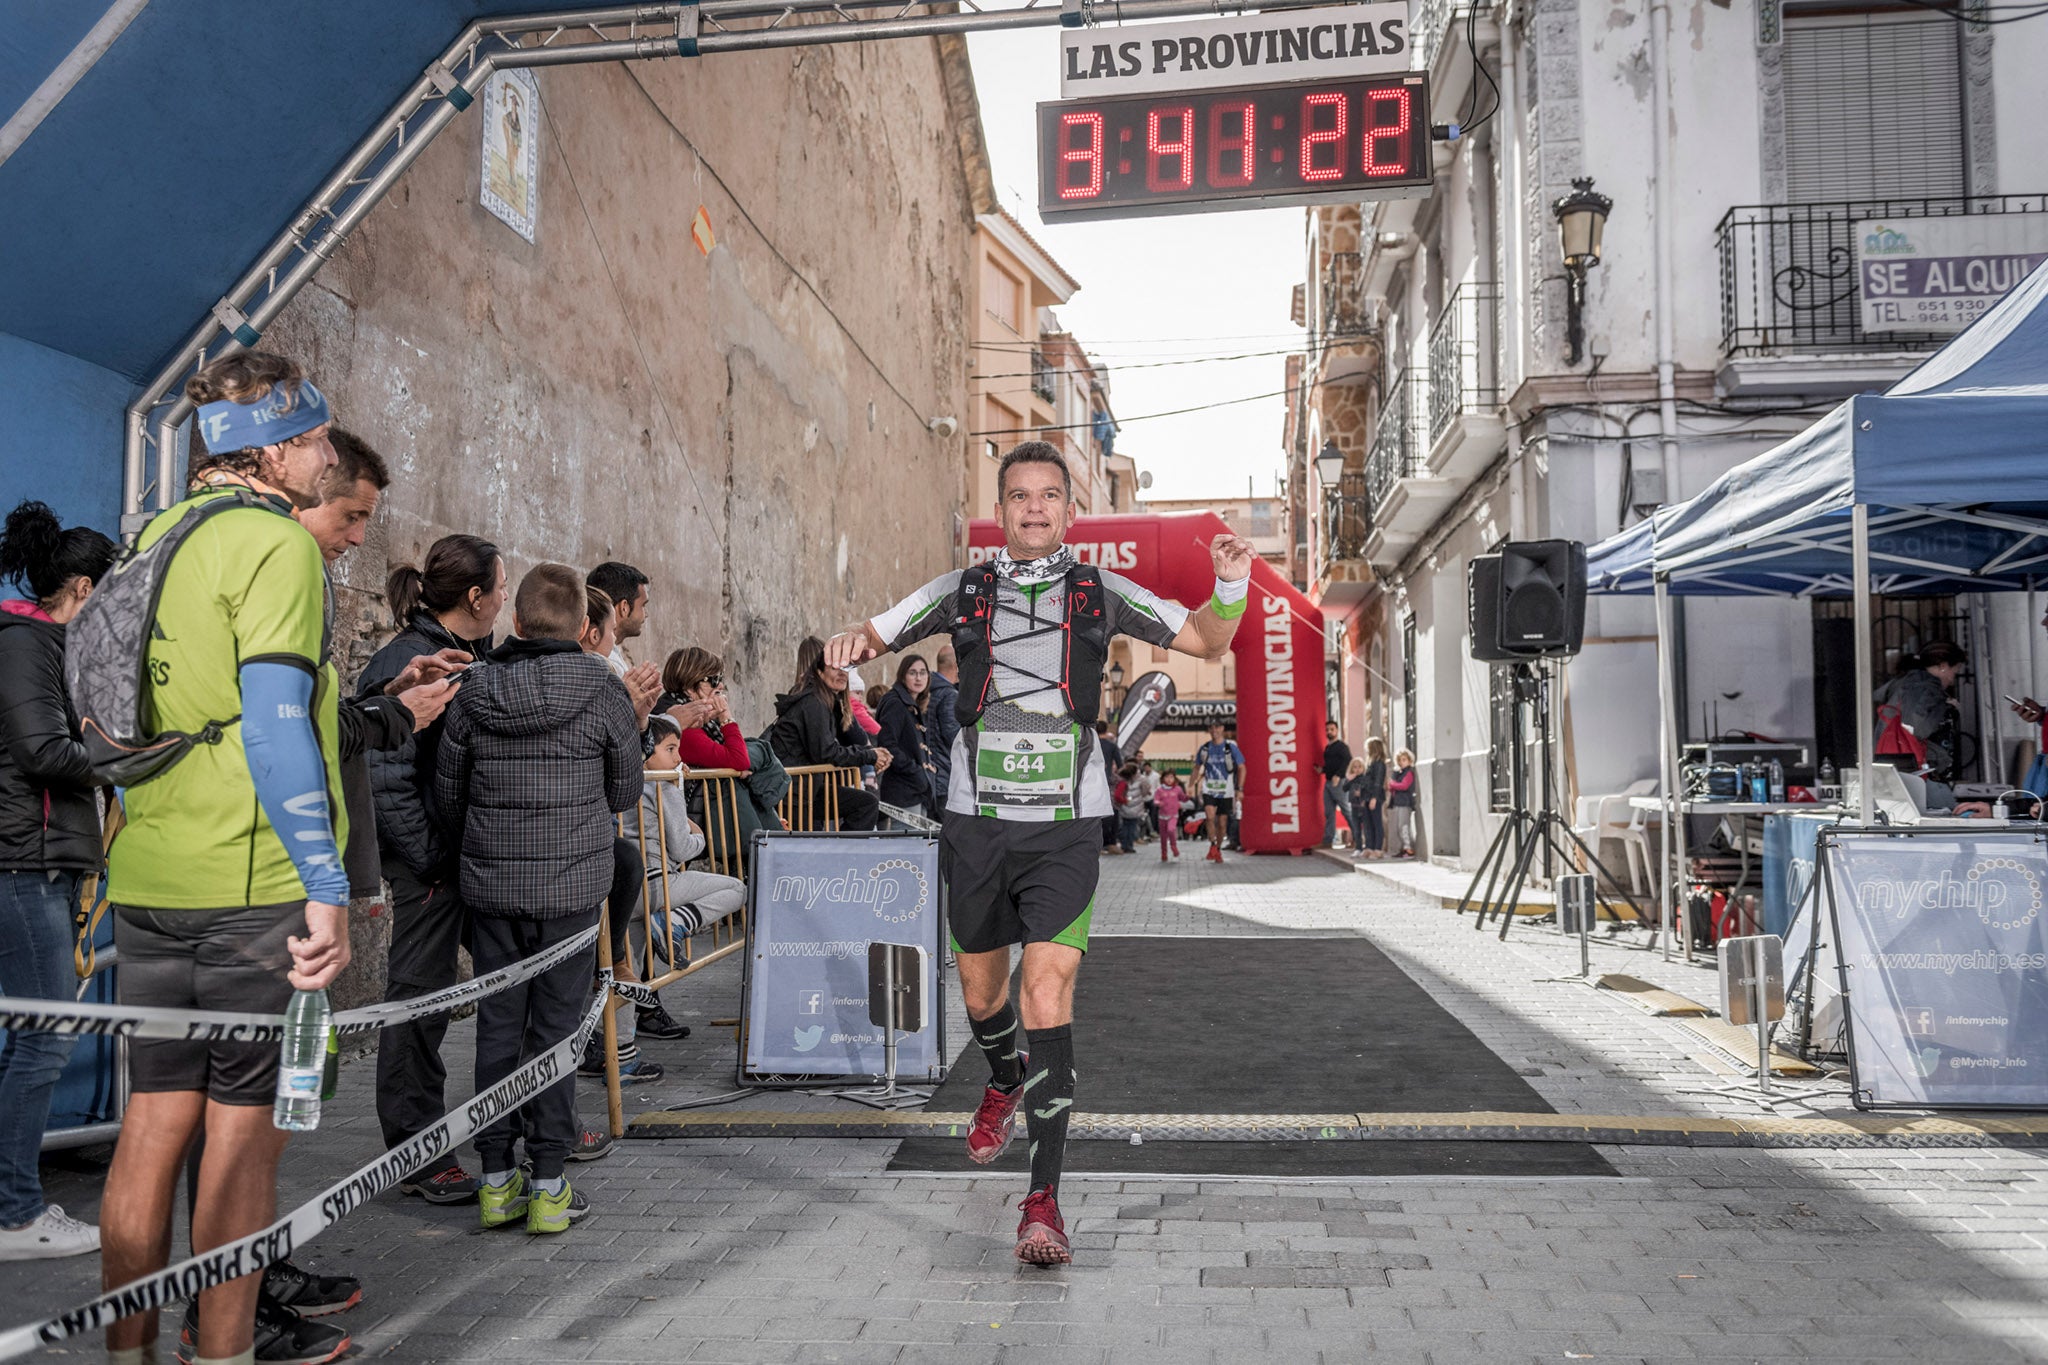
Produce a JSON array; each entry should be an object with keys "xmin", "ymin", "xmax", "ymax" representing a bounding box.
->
[{"xmin": 793, "ymin": 1025, "xmax": 824, "ymax": 1053}]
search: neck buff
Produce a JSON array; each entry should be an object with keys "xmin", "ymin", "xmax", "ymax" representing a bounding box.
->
[
  {"xmin": 992, "ymin": 544, "xmax": 1077, "ymax": 585},
  {"xmin": 196, "ymin": 379, "xmax": 331, "ymax": 453}
]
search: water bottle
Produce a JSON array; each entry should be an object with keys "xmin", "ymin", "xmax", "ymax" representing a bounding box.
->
[
  {"xmin": 274, "ymin": 989, "xmax": 331, "ymax": 1132},
  {"xmin": 1748, "ymin": 763, "xmax": 1767, "ymax": 804},
  {"xmin": 1819, "ymin": 756, "xmax": 1837, "ymax": 785},
  {"xmin": 1768, "ymin": 759, "xmax": 1786, "ymax": 804}
]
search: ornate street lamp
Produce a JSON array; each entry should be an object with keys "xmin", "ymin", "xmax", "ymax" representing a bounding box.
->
[
  {"xmin": 1551, "ymin": 176, "xmax": 1613, "ymax": 366},
  {"xmin": 1313, "ymin": 437, "xmax": 1345, "ymax": 490}
]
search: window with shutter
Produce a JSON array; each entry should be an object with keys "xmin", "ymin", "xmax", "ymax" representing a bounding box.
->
[{"xmin": 1781, "ymin": 8, "xmax": 1964, "ymax": 203}]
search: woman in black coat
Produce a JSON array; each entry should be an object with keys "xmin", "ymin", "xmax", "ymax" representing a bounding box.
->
[
  {"xmin": 769, "ymin": 636, "xmax": 888, "ymax": 831},
  {"xmin": 876, "ymin": 655, "xmax": 936, "ymax": 816},
  {"xmin": 353, "ymin": 534, "xmax": 505, "ymax": 1188},
  {"xmin": 0, "ymin": 500, "xmax": 115, "ymax": 1256}
]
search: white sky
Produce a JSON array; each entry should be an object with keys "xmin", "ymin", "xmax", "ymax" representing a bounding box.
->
[{"xmin": 966, "ymin": 32, "xmax": 1308, "ymax": 504}]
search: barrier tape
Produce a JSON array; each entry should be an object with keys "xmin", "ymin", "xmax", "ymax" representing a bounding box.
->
[
  {"xmin": 608, "ymin": 977, "xmax": 661, "ymax": 1009},
  {"xmin": 0, "ymin": 983, "xmax": 610, "ymax": 1362},
  {"xmin": 0, "ymin": 926, "xmax": 600, "ymax": 1043}
]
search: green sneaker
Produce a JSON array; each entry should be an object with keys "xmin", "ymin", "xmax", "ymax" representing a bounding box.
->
[
  {"xmin": 478, "ymin": 1170, "xmax": 529, "ymax": 1229},
  {"xmin": 525, "ymin": 1178, "xmax": 589, "ymax": 1235}
]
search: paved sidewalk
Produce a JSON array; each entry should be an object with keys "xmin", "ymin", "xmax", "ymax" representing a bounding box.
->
[{"xmin": 6, "ymin": 851, "xmax": 2046, "ymax": 1362}]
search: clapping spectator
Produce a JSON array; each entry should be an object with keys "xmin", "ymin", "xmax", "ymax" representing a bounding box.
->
[
  {"xmin": 660, "ymin": 646, "xmax": 786, "ymax": 860},
  {"xmin": 877, "ymin": 656, "xmax": 936, "ymax": 817},
  {"xmin": 0, "ymin": 500, "xmax": 114, "ymax": 1262},
  {"xmin": 770, "ymin": 636, "xmax": 886, "ymax": 831}
]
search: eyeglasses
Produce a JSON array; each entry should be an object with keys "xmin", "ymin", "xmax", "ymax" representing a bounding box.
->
[{"xmin": 704, "ymin": 677, "xmax": 727, "ymax": 691}]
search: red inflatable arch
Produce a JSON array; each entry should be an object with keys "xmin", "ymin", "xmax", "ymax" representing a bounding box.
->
[{"xmin": 969, "ymin": 512, "xmax": 1327, "ymax": 855}]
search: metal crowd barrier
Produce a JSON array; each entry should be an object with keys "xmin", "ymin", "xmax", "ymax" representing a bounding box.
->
[
  {"xmin": 596, "ymin": 763, "xmax": 860, "ymax": 1132},
  {"xmin": 778, "ymin": 763, "xmax": 864, "ymax": 832}
]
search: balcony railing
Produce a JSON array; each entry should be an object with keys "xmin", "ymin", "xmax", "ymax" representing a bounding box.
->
[
  {"xmin": 1426, "ymin": 281, "xmax": 1502, "ymax": 442},
  {"xmin": 1366, "ymin": 368, "xmax": 1424, "ymax": 513},
  {"xmin": 1321, "ymin": 487, "xmax": 1371, "ymax": 572},
  {"xmin": 1030, "ymin": 349, "xmax": 1055, "ymax": 404},
  {"xmin": 1413, "ymin": 0, "xmax": 1473, "ymax": 72},
  {"xmin": 1716, "ymin": 194, "xmax": 2048, "ymax": 357}
]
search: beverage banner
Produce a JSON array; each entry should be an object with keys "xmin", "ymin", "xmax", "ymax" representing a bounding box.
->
[
  {"xmin": 742, "ymin": 833, "xmax": 946, "ymax": 1082},
  {"xmin": 1823, "ymin": 829, "xmax": 2048, "ymax": 1108}
]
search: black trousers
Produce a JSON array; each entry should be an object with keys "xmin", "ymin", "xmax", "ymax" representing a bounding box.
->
[
  {"xmin": 375, "ymin": 864, "xmax": 467, "ymax": 1156},
  {"xmin": 608, "ymin": 836, "xmax": 643, "ymax": 969},
  {"xmin": 471, "ymin": 909, "xmax": 599, "ymax": 1182},
  {"xmin": 826, "ymin": 785, "xmax": 880, "ymax": 832}
]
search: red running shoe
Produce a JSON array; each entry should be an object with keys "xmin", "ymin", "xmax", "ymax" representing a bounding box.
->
[
  {"xmin": 966, "ymin": 1080, "xmax": 1024, "ymax": 1164},
  {"xmin": 1015, "ymin": 1188, "xmax": 1071, "ymax": 1265}
]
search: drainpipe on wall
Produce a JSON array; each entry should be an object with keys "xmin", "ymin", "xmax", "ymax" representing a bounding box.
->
[
  {"xmin": 1497, "ymin": 0, "xmax": 1523, "ymax": 400},
  {"xmin": 1648, "ymin": 0, "xmax": 1680, "ymax": 507}
]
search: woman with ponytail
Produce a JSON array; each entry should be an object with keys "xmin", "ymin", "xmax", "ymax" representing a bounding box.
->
[
  {"xmin": 354, "ymin": 533, "xmax": 505, "ymax": 1200},
  {"xmin": 0, "ymin": 499, "xmax": 115, "ymax": 1259}
]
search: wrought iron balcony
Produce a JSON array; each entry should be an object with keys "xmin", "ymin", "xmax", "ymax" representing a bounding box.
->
[
  {"xmin": 1426, "ymin": 281, "xmax": 1502, "ymax": 443},
  {"xmin": 1366, "ymin": 368, "xmax": 1424, "ymax": 513},
  {"xmin": 1030, "ymin": 349, "xmax": 1055, "ymax": 404},
  {"xmin": 1320, "ymin": 486, "xmax": 1372, "ymax": 573},
  {"xmin": 1716, "ymin": 194, "xmax": 2048, "ymax": 357}
]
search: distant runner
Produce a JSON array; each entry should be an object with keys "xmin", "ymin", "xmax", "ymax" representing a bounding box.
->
[
  {"xmin": 827, "ymin": 440, "xmax": 1251, "ymax": 1263},
  {"xmin": 1191, "ymin": 721, "xmax": 1245, "ymax": 862}
]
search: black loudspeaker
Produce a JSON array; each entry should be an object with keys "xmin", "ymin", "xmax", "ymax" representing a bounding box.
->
[{"xmin": 1467, "ymin": 540, "xmax": 1586, "ymax": 661}]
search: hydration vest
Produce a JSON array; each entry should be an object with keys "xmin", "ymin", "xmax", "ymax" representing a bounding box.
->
[{"xmin": 951, "ymin": 562, "xmax": 1111, "ymax": 726}]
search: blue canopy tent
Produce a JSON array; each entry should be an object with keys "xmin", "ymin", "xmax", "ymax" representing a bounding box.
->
[{"xmin": 1583, "ymin": 258, "xmax": 2048, "ymax": 949}]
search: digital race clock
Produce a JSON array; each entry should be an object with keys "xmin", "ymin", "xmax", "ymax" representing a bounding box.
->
[{"xmin": 1037, "ymin": 74, "xmax": 1432, "ymax": 222}]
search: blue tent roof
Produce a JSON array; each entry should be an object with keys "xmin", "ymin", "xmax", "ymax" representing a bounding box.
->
[
  {"xmin": 0, "ymin": 2, "xmax": 567, "ymax": 381},
  {"xmin": 1588, "ymin": 259, "xmax": 2048, "ymax": 598}
]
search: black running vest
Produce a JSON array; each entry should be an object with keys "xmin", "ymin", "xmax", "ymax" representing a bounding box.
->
[{"xmin": 950, "ymin": 563, "xmax": 1112, "ymax": 726}]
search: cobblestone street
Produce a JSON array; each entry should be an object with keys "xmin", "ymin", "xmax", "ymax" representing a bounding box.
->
[{"xmin": 10, "ymin": 851, "xmax": 2048, "ymax": 1363}]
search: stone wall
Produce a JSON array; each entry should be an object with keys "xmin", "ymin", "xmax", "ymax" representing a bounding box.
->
[{"xmin": 269, "ymin": 44, "xmax": 981, "ymax": 1005}]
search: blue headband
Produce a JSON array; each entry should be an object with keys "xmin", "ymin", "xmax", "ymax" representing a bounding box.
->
[{"xmin": 195, "ymin": 379, "xmax": 330, "ymax": 453}]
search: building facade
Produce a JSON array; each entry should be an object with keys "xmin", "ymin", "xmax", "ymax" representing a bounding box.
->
[{"xmin": 1288, "ymin": 0, "xmax": 2048, "ymax": 863}]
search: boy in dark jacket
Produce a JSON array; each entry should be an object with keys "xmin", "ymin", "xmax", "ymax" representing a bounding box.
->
[{"xmin": 435, "ymin": 564, "xmax": 641, "ymax": 1234}]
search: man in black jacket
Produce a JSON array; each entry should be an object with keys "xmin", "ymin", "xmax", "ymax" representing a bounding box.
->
[
  {"xmin": 436, "ymin": 563, "xmax": 641, "ymax": 1234},
  {"xmin": 1320, "ymin": 720, "xmax": 1352, "ymax": 849}
]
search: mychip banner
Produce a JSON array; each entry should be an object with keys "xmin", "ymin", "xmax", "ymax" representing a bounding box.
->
[
  {"xmin": 1822, "ymin": 828, "xmax": 2048, "ymax": 1109},
  {"xmin": 741, "ymin": 832, "xmax": 946, "ymax": 1084}
]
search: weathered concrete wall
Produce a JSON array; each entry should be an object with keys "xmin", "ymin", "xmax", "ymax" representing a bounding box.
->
[{"xmin": 271, "ymin": 44, "xmax": 975, "ymax": 721}]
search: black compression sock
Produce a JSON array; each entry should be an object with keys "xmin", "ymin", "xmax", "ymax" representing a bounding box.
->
[
  {"xmin": 1022, "ymin": 1024, "xmax": 1075, "ymax": 1195},
  {"xmin": 969, "ymin": 1001, "xmax": 1026, "ymax": 1090}
]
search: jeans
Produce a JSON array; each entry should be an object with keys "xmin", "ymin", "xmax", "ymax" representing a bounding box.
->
[
  {"xmin": 1323, "ymin": 781, "xmax": 1344, "ymax": 846},
  {"xmin": 0, "ymin": 870, "xmax": 83, "ymax": 1226},
  {"xmin": 471, "ymin": 910, "xmax": 598, "ymax": 1182},
  {"xmin": 1117, "ymin": 816, "xmax": 1139, "ymax": 852},
  {"xmin": 1353, "ymin": 799, "xmax": 1383, "ymax": 853},
  {"xmin": 375, "ymin": 865, "xmax": 467, "ymax": 1157}
]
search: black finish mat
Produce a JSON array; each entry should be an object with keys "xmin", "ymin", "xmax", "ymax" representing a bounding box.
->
[{"xmin": 888, "ymin": 935, "xmax": 1615, "ymax": 1177}]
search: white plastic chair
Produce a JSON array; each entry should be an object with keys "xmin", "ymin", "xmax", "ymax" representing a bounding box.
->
[{"xmin": 1572, "ymin": 778, "xmax": 1659, "ymax": 895}]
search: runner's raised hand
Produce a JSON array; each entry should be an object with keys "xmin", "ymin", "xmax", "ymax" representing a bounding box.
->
[{"xmin": 1210, "ymin": 533, "xmax": 1255, "ymax": 582}]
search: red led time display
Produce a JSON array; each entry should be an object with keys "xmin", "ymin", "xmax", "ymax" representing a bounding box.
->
[{"xmin": 1038, "ymin": 75, "xmax": 1432, "ymax": 222}]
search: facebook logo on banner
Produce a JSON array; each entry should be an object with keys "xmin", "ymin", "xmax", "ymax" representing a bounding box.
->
[{"xmin": 1824, "ymin": 830, "xmax": 2048, "ymax": 1108}]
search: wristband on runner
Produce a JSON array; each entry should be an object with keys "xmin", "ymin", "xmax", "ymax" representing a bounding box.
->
[{"xmin": 1209, "ymin": 574, "xmax": 1249, "ymax": 620}]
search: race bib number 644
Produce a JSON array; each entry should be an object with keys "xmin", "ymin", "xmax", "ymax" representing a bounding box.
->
[{"xmin": 976, "ymin": 731, "xmax": 1077, "ymax": 811}]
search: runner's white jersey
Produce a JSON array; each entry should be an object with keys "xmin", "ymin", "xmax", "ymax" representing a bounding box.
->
[{"xmin": 872, "ymin": 566, "xmax": 1189, "ymax": 820}]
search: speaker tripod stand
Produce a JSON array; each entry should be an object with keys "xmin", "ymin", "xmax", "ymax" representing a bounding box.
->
[{"xmin": 1458, "ymin": 662, "xmax": 1646, "ymax": 940}]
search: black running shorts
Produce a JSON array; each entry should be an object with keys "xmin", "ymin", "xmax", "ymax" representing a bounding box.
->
[
  {"xmin": 939, "ymin": 812, "xmax": 1099, "ymax": 955},
  {"xmin": 116, "ymin": 901, "xmax": 306, "ymax": 1105}
]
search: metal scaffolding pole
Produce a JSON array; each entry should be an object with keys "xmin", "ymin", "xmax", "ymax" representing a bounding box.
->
[{"xmin": 117, "ymin": 0, "xmax": 1346, "ymax": 526}]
